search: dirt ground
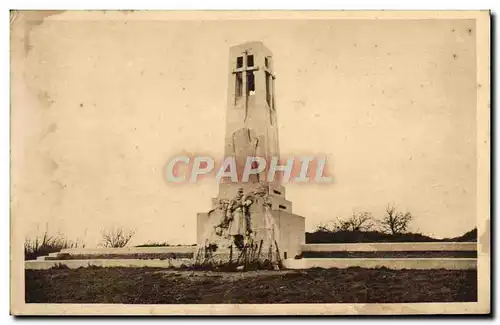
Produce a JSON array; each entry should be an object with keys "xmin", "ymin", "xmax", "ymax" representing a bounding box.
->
[{"xmin": 25, "ymin": 267, "xmax": 477, "ymax": 304}]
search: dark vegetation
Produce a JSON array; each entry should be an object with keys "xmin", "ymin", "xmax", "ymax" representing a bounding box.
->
[
  {"xmin": 25, "ymin": 267, "xmax": 477, "ymax": 304},
  {"xmin": 308, "ymin": 204, "xmax": 477, "ymax": 244},
  {"xmin": 24, "ymin": 230, "xmax": 85, "ymax": 261},
  {"xmin": 444, "ymin": 228, "xmax": 478, "ymax": 242},
  {"xmin": 135, "ymin": 243, "xmax": 197, "ymax": 247},
  {"xmin": 25, "ymin": 225, "xmax": 199, "ymax": 260},
  {"xmin": 45, "ymin": 252, "xmax": 194, "ymax": 260},
  {"xmin": 306, "ymin": 228, "xmax": 477, "ymax": 244},
  {"xmin": 135, "ymin": 242, "xmax": 169, "ymax": 247},
  {"xmin": 25, "ymin": 225, "xmax": 137, "ymax": 260},
  {"xmin": 302, "ymin": 251, "xmax": 477, "ymax": 258}
]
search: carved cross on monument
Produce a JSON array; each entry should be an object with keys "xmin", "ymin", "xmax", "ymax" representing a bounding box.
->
[
  {"xmin": 231, "ymin": 51, "xmax": 276, "ymax": 123},
  {"xmin": 232, "ymin": 51, "xmax": 257, "ymax": 121}
]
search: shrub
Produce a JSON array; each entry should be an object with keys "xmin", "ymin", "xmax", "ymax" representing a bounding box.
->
[
  {"xmin": 100, "ymin": 227, "xmax": 135, "ymax": 248},
  {"xmin": 50, "ymin": 262, "xmax": 69, "ymax": 270},
  {"xmin": 24, "ymin": 230, "xmax": 84, "ymax": 260},
  {"xmin": 135, "ymin": 242, "xmax": 169, "ymax": 247}
]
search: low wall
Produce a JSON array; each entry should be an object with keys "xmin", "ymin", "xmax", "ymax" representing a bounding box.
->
[
  {"xmin": 283, "ymin": 258, "xmax": 477, "ymax": 270},
  {"xmin": 26, "ymin": 242, "xmax": 477, "ymax": 271},
  {"xmin": 26, "ymin": 257, "xmax": 476, "ymax": 271},
  {"xmin": 302, "ymin": 251, "xmax": 476, "ymax": 258},
  {"xmin": 25, "ymin": 258, "xmax": 193, "ymax": 270},
  {"xmin": 59, "ymin": 246, "xmax": 197, "ymax": 255},
  {"xmin": 302, "ymin": 242, "xmax": 477, "ymax": 252}
]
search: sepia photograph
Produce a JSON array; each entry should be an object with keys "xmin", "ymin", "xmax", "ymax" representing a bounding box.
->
[{"xmin": 9, "ymin": 10, "xmax": 490, "ymax": 315}]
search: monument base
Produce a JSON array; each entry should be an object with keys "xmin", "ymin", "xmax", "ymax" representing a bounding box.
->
[{"xmin": 195, "ymin": 187, "xmax": 305, "ymax": 268}]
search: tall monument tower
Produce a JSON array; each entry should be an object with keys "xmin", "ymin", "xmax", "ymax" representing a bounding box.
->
[
  {"xmin": 196, "ymin": 42, "xmax": 305, "ymax": 268},
  {"xmin": 219, "ymin": 41, "xmax": 281, "ymax": 199}
]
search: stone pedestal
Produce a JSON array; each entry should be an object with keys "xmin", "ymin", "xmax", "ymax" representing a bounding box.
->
[{"xmin": 195, "ymin": 185, "xmax": 304, "ymax": 268}]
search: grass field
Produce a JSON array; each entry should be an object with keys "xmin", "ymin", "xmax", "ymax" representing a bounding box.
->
[{"xmin": 25, "ymin": 267, "xmax": 477, "ymax": 304}]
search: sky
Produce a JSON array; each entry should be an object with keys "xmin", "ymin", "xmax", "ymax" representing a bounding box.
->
[{"xmin": 12, "ymin": 12, "xmax": 478, "ymax": 246}]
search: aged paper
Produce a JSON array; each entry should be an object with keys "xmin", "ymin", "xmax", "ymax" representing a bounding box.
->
[{"xmin": 11, "ymin": 10, "xmax": 490, "ymax": 315}]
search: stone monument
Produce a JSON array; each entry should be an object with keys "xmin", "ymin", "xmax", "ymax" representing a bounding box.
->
[{"xmin": 195, "ymin": 42, "xmax": 305, "ymax": 269}]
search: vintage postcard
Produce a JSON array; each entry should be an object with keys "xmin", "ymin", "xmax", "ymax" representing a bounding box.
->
[{"xmin": 10, "ymin": 10, "xmax": 490, "ymax": 315}]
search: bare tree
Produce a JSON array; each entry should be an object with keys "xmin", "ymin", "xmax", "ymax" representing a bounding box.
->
[
  {"xmin": 351, "ymin": 212, "xmax": 374, "ymax": 231},
  {"xmin": 100, "ymin": 227, "xmax": 136, "ymax": 248},
  {"xmin": 333, "ymin": 212, "xmax": 374, "ymax": 232},
  {"xmin": 333, "ymin": 218, "xmax": 352, "ymax": 232},
  {"xmin": 380, "ymin": 204, "xmax": 413, "ymax": 235},
  {"xmin": 315, "ymin": 222, "xmax": 332, "ymax": 233}
]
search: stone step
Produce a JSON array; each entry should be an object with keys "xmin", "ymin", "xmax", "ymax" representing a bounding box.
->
[
  {"xmin": 282, "ymin": 257, "xmax": 477, "ymax": 270},
  {"xmin": 59, "ymin": 246, "xmax": 196, "ymax": 255},
  {"xmin": 25, "ymin": 258, "xmax": 193, "ymax": 270}
]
